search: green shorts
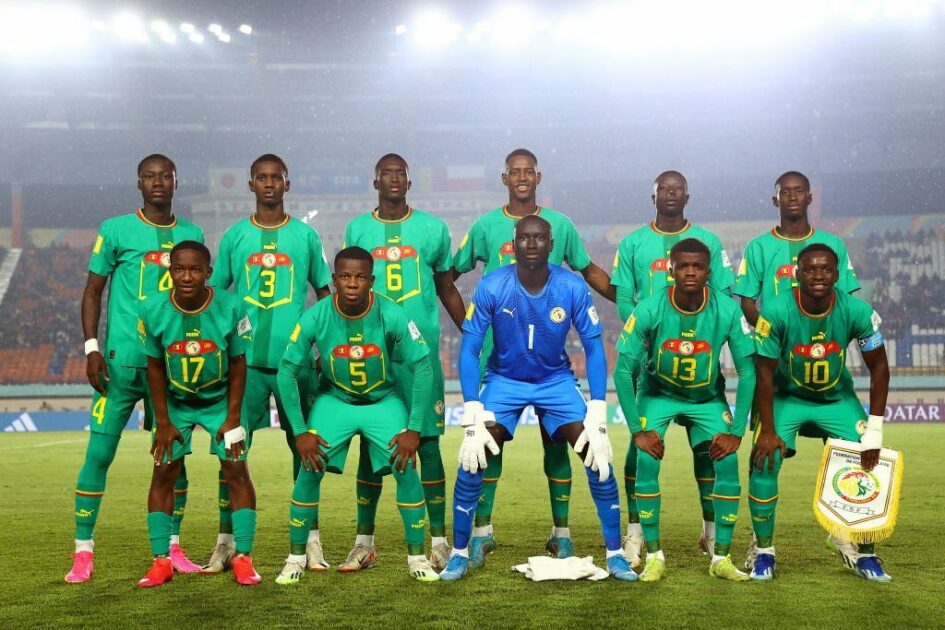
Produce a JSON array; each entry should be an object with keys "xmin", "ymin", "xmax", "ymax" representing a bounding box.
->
[
  {"xmin": 89, "ymin": 364, "xmax": 153, "ymax": 436},
  {"xmin": 393, "ymin": 353, "xmax": 445, "ymax": 438},
  {"xmin": 764, "ymin": 393, "xmax": 866, "ymax": 456},
  {"xmin": 638, "ymin": 393, "xmax": 735, "ymax": 447},
  {"xmin": 154, "ymin": 395, "xmax": 246, "ymax": 462},
  {"xmin": 242, "ymin": 364, "xmax": 318, "ymax": 435},
  {"xmin": 308, "ymin": 393, "xmax": 407, "ymax": 476}
]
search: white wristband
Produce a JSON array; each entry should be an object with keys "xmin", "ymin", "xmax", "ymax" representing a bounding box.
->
[
  {"xmin": 84, "ymin": 339, "xmax": 100, "ymax": 356},
  {"xmin": 223, "ymin": 426, "xmax": 247, "ymax": 449},
  {"xmin": 860, "ymin": 414, "xmax": 884, "ymax": 451}
]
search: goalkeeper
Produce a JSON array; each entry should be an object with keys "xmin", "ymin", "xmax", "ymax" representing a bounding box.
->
[{"xmin": 439, "ymin": 216, "xmax": 636, "ymax": 582}]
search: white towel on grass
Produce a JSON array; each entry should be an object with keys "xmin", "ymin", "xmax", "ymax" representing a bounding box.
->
[{"xmin": 512, "ymin": 556, "xmax": 609, "ymax": 581}]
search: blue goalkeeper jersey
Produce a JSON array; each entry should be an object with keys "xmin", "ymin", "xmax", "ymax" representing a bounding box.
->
[{"xmin": 463, "ymin": 264, "xmax": 602, "ymax": 382}]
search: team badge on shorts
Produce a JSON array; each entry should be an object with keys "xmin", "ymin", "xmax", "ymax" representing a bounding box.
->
[
  {"xmin": 856, "ymin": 419, "xmax": 867, "ymax": 435},
  {"xmin": 434, "ymin": 400, "xmax": 445, "ymax": 415},
  {"xmin": 349, "ymin": 345, "xmax": 365, "ymax": 360},
  {"xmin": 550, "ymin": 307, "xmax": 567, "ymax": 323},
  {"xmin": 722, "ymin": 410, "xmax": 733, "ymax": 425},
  {"xmin": 810, "ymin": 343, "xmax": 826, "ymax": 359}
]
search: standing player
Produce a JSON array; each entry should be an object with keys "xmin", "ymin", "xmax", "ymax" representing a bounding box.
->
[
  {"xmin": 748, "ymin": 244, "xmax": 891, "ymax": 582},
  {"xmin": 614, "ymin": 239, "xmax": 754, "ymax": 582},
  {"xmin": 440, "ymin": 215, "xmax": 636, "ymax": 582},
  {"xmin": 451, "ymin": 148, "xmax": 615, "ymax": 564},
  {"xmin": 610, "ymin": 170, "xmax": 735, "ymax": 567},
  {"xmin": 205, "ymin": 154, "xmax": 332, "ymax": 573},
  {"xmin": 138, "ymin": 241, "xmax": 260, "ymax": 587},
  {"xmin": 66, "ymin": 154, "xmax": 204, "ymax": 583},
  {"xmin": 274, "ymin": 247, "xmax": 440, "ymax": 584},
  {"xmin": 340, "ymin": 154, "xmax": 466, "ymax": 572}
]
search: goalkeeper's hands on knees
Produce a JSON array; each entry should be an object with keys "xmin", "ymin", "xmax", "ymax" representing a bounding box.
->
[
  {"xmin": 574, "ymin": 400, "xmax": 613, "ymax": 482},
  {"xmin": 458, "ymin": 401, "xmax": 500, "ymax": 474}
]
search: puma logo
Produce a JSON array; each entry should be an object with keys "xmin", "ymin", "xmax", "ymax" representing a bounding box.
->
[
  {"xmin": 456, "ymin": 505, "xmax": 475, "ymax": 516},
  {"xmin": 500, "ymin": 307, "xmax": 516, "ymax": 317}
]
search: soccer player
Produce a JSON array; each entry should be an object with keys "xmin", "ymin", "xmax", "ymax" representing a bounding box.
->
[
  {"xmin": 610, "ymin": 170, "xmax": 735, "ymax": 567},
  {"xmin": 614, "ymin": 238, "xmax": 754, "ymax": 582},
  {"xmin": 274, "ymin": 246, "xmax": 440, "ymax": 584},
  {"xmin": 451, "ymin": 148, "xmax": 616, "ymax": 565},
  {"xmin": 340, "ymin": 154, "xmax": 466, "ymax": 571},
  {"xmin": 138, "ymin": 241, "xmax": 260, "ymax": 587},
  {"xmin": 66, "ymin": 154, "xmax": 204, "ymax": 583},
  {"xmin": 205, "ymin": 154, "xmax": 332, "ymax": 573},
  {"xmin": 439, "ymin": 215, "xmax": 636, "ymax": 582},
  {"xmin": 748, "ymin": 243, "xmax": 891, "ymax": 582}
]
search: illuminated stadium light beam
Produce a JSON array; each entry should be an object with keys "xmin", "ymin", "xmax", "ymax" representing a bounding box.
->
[
  {"xmin": 218, "ymin": 32, "xmax": 231, "ymax": 43},
  {"xmin": 238, "ymin": 24, "xmax": 253, "ymax": 35},
  {"xmin": 394, "ymin": 23, "xmax": 407, "ymax": 35},
  {"xmin": 208, "ymin": 23, "xmax": 223, "ymax": 35},
  {"xmin": 111, "ymin": 11, "xmax": 149, "ymax": 44},
  {"xmin": 150, "ymin": 19, "xmax": 170, "ymax": 34},
  {"xmin": 180, "ymin": 22, "xmax": 195, "ymax": 33},
  {"xmin": 0, "ymin": 4, "xmax": 91, "ymax": 56},
  {"xmin": 410, "ymin": 9, "xmax": 462, "ymax": 47},
  {"xmin": 160, "ymin": 31, "xmax": 176, "ymax": 44},
  {"xmin": 188, "ymin": 32, "xmax": 204, "ymax": 44},
  {"xmin": 487, "ymin": 5, "xmax": 537, "ymax": 48}
]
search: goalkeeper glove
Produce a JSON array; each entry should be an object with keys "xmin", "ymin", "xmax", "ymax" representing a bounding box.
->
[
  {"xmin": 458, "ymin": 401, "xmax": 500, "ymax": 474},
  {"xmin": 574, "ymin": 400, "xmax": 613, "ymax": 482}
]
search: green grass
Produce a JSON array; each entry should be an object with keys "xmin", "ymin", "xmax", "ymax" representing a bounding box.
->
[{"xmin": 0, "ymin": 424, "xmax": 942, "ymax": 629}]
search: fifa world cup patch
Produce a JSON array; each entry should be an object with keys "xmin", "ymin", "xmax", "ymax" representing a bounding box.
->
[
  {"xmin": 737, "ymin": 257, "xmax": 747, "ymax": 276},
  {"xmin": 289, "ymin": 323, "xmax": 301, "ymax": 342},
  {"xmin": 549, "ymin": 307, "xmax": 567, "ymax": 323},
  {"xmin": 93, "ymin": 234, "xmax": 104, "ymax": 254},
  {"xmin": 754, "ymin": 316, "xmax": 771, "ymax": 338},
  {"xmin": 237, "ymin": 315, "xmax": 253, "ymax": 336},
  {"xmin": 740, "ymin": 315, "xmax": 752, "ymax": 335},
  {"xmin": 434, "ymin": 400, "xmax": 445, "ymax": 415},
  {"xmin": 722, "ymin": 410, "xmax": 733, "ymax": 425},
  {"xmin": 408, "ymin": 320, "xmax": 423, "ymax": 341},
  {"xmin": 623, "ymin": 313, "xmax": 637, "ymax": 334},
  {"xmin": 465, "ymin": 302, "xmax": 476, "ymax": 321},
  {"xmin": 587, "ymin": 306, "xmax": 600, "ymax": 325},
  {"xmin": 721, "ymin": 249, "xmax": 732, "ymax": 268}
]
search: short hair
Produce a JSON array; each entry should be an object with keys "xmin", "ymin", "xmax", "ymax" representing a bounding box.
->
[
  {"xmin": 374, "ymin": 153, "xmax": 409, "ymax": 177},
  {"xmin": 514, "ymin": 214, "xmax": 551, "ymax": 237},
  {"xmin": 774, "ymin": 170, "xmax": 810, "ymax": 193},
  {"xmin": 251, "ymin": 154, "xmax": 288, "ymax": 177},
  {"xmin": 137, "ymin": 154, "xmax": 176, "ymax": 176},
  {"xmin": 653, "ymin": 170, "xmax": 688, "ymax": 197},
  {"xmin": 334, "ymin": 246, "xmax": 374, "ymax": 270},
  {"xmin": 170, "ymin": 240, "xmax": 211, "ymax": 265},
  {"xmin": 505, "ymin": 148, "xmax": 538, "ymax": 168},
  {"xmin": 797, "ymin": 243, "xmax": 838, "ymax": 267},
  {"xmin": 670, "ymin": 237, "xmax": 710, "ymax": 261}
]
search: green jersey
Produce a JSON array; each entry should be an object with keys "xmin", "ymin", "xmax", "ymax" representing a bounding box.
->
[
  {"xmin": 611, "ymin": 221, "xmax": 734, "ymax": 304},
  {"xmin": 453, "ymin": 206, "xmax": 592, "ymax": 275},
  {"xmin": 88, "ymin": 210, "xmax": 204, "ymax": 368},
  {"xmin": 140, "ymin": 288, "xmax": 250, "ymax": 403},
  {"xmin": 617, "ymin": 287, "xmax": 754, "ymax": 405},
  {"xmin": 283, "ymin": 293, "xmax": 430, "ymax": 407},
  {"xmin": 343, "ymin": 208, "xmax": 452, "ymax": 345},
  {"xmin": 754, "ymin": 289, "xmax": 881, "ymax": 403},
  {"xmin": 734, "ymin": 227, "xmax": 859, "ymax": 305},
  {"xmin": 211, "ymin": 215, "xmax": 332, "ymax": 369}
]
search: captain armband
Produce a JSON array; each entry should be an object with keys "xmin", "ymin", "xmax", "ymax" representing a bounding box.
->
[{"xmin": 857, "ymin": 331, "xmax": 884, "ymax": 352}]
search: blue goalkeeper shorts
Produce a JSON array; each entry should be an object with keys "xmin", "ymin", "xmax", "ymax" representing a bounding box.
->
[{"xmin": 480, "ymin": 372, "xmax": 586, "ymax": 441}]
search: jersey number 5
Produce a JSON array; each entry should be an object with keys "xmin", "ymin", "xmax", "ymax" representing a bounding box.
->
[{"xmin": 349, "ymin": 361, "xmax": 367, "ymax": 386}]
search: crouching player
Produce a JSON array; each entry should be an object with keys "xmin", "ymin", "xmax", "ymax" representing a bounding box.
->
[
  {"xmin": 440, "ymin": 215, "xmax": 636, "ymax": 582},
  {"xmin": 274, "ymin": 246, "xmax": 440, "ymax": 584},
  {"xmin": 614, "ymin": 238, "xmax": 755, "ymax": 582},
  {"xmin": 139, "ymin": 241, "xmax": 260, "ymax": 587},
  {"xmin": 749, "ymin": 243, "xmax": 891, "ymax": 581}
]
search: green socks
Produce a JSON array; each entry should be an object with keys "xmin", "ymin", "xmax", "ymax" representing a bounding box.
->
[
  {"xmin": 355, "ymin": 439, "xmax": 383, "ymax": 535},
  {"xmin": 147, "ymin": 511, "xmax": 173, "ymax": 556},
  {"xmin": 474, "ymin": 450, "xmax": 502, "ymax": 527},
  {"xmin": 171, "ymin": 461, "xmax": 188, "ymax": 536},
  {"xmin": 393, "ymin": 466, "xmax": 426, "ymax": 556},
  {"xmin": 692, "ymin": 442, "xmax": 716, "ymax": 522},
  {"xmin": 74, "ymin": 432, "xmax": 120, "ymax": 540},
  {"xmin": 544, "ymin": 440, "xmax": 572, "ymax": 528},
  {"xmin": 624, "ymin": 442, "xmax": 640, "ymax": 525},
  {"xmin": 232, "ymin": 508, "xmax": 257, "ymax": 555},
  {"xmin": 418, "ymin": 437, "xmax": 447, "ymax": 538},
  {"xmin": 710, "ymin": 451, "xmax": 741, "ymax": 556},
  {"xmin": 635, "ymin": 450, "xmax": 662, "ymax": 551},
  {"xmin": 748, "ymin": 450, "xmax": 783, "ymax": 548},
  {"xmin": 289, "ymin": 468, "xmax": 324, "ymax": 555}
]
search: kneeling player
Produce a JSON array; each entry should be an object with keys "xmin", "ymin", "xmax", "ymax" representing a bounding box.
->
[
  {"xmin": 440, "ymin": 216, "xmax": 635, "ymax": 582},
  {"xmin": 615, "ymin": 238, "xmax": 755, "ymax": 582},
  {"xmin": 139, "ymin": 241, "xmax": 260, "ymax": 587},
  {"xmin": 274, "ymin": 247, "xmax": 439, "ymax": 584},
  {"xmin": 749, "ymin": 243, "xmax": 891, "ymax": 581}
]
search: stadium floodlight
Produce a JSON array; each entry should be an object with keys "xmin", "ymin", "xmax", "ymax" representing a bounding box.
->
[
  {"xmin": 150, "ymin": 19, "xmax": 170, "ymax": 34},
  {"xmin": 160, "ymin": 31, "xmax": 176, "ymax": 44},
  {"xmin": 208, "ymin": 23, "xmax": 223, "ymax": 35},
  {"xmin": 218, "ymin": 32, "xmax": 231, "ymax": 43},
  {"xmin": 411, "ymin": 9, "xmax": 462, "ymax": 47},
  {"xmin": 189, "ymin": 32, "xmax": 204, "ymax": 44},
  {"xmin": 488, "ymin": 5, "xmax": 536, "ymax": 47},
  {"xmin": 180, "ymin": 22, "xmax": 195, "ymax": 33},
  {"xmin": 394, "ymin": 23, "xmax": 407, "ymax": 35},
  {"xmin": 111, "ymin": 11, "xmax": 148, "ymax": 44},
  {"xmin": 0, "ymin": 4, "xmax": 91, "ymax": 56},
  {"xmin": 238, "ymin": 24, "xmax": 253, "ymax": 35}
]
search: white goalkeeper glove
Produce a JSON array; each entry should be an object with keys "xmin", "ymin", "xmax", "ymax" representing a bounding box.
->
[
  {"xmin": 574, "ymin": 400, "xmax": 613, "ymax": 482},
  {"xmin": 458, "ymin": 401, "xmax": 500, "ymax": 474},
  {"xmin": 859, "ymin": 414, "xmax": 884, "ymax": 451}
]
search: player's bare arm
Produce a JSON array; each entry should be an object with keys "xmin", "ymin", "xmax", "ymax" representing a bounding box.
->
[
  {"xmin": 751, "ymin": 356, "xmax": 785, "ymax": 472},
  {"xmin": 860, "ymin": 345, "xmax": 890, "ymax": 471},
  {"xmin": 434, "ymin": 270, "xmax": 466, "ymax": 330},
  {"xmin": 81, "ymin": 272, "xmax": 109, "ymax": 393},
  {"xmin": 315, "ymin": 286, "xmax": 331, "ymax": 300},
  {"xmin": 147, "ymin": 355, "xmax": 183, "ymax": 465},
  {"xmin": 580, "ymin": 262, "xmax": 616, "ymax": 302},
  {"xmin": 740, "ymin": 295, "xmax": 761, "ymax": 327}
]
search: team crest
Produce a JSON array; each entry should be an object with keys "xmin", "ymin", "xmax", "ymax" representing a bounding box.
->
[
  {"xmin": 678, "ymin": 341, "xmax": 695, "ymax": 356},
  {"xmin": 261, "ymin": 253, "xmax": 277, "ymax": 268},
  {"xmin": 550, "ymin": 307, "xmax": 567, "ymax": 323},
  {"xmin": 349, "ymin": 345, "xmax": 365, "ymax": 360},
  {"xmin": 832, "ymin": 467, "xmax": 881, "ymax": 505},
  {"xmin": 856, "ymin": 419, "xmax": 868, "ymax": 435},
  {"xmin": 185, "ymin": 341, "xmax": 202, "ymax": 356},
  {"xmin": 810, "ymin": 343, "xmax": 826, "ymax": 359},
  {"xmin": 160, "ymin": 252, "xmax": 171, "ymax": 268},
  {"xmin": 434, "ymin": 400, "xmax": 445, "ymax": 415},
  {"xmin": 387, "ymin": 246, "xmax": 402, "ymax": 261},
  {"xmin": 722, "ymin": 410, "xmax": 733, "ymax": 426}
]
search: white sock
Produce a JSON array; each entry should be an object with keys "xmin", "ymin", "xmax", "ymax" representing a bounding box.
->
[
  {"xmin": 647, "ymin": 550, "xmax": 665, "ymax": 561},
  {"xmin": 711, "ymin": 554, "xmax": 727, "ymax": 564},
  {"xmin": 552, "ymin": 527, "xmax": 571, "ymax": 539},
  {"xmin": 703, "ymin": 520, "xmax": 716, "ymax": 538},
  {"xmin": 356, "ymin": 534, "xmax": 375, "ymax": 548},
  {"xmin": 757, "ymin": 546, "xmax": 776, "ymax": 555},
  {"xmin": 606, "ymin": 549, "xmax": 625, "ymax": 559},
  {"xmin": 216, "ymin": 533, "xmax": 234, "ymax": 546},
  {"xmin": 431, "ymin": 536, "xmax": 448, "ymax": 548},
  {"xmin": 75, "ymin": 539, "xmax": 94, "ymax": 553},
  {"xmin": 169, "ymin": 535, "xmax": 180, "ymax": 546},
  {"xmin": 308, "ymin": 529, "xmax": 320, "ymax": 543},
  {"xmin": 472, "ymin": 525, "xmax": 493, "ymax": 537},
  {"xmin": 452, "ymin": 547, "xmax": 469, "ymax": 558},
  {"xmin": 627, "ymin": 523, "xmax": 643, "ymax": 538},
  {"xmin": 407, "ymin": 554, "xmax": 426, "ymax": 565},
  {"xmin": 287, "ymin": 553, "xmax": 306, "ymax": 565}
]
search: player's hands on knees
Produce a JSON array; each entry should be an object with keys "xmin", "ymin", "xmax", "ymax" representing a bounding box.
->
[
  {"xmin": 86, "ymin": 352, "xmax": 109, "ymax": 394},
  {"xmin": 295, "ymin": 431, "xmax": 330, "ymax": 472},
  {"xmin": 633, "ymin": 430, "xmax": 664, "ymax": 460},
  {"xmin": 216, "ymin": 416, "xmax": 246, "ymax": 461},
  {"xmin": 860, "ymin": 448, "xmax": 880, "ymax": 472},
  {"xmin": 389, "ymin": 429, "xmax": 421, "ymax": 473},
  {"xmin": 151, "ymin": 422, "xmax": 183, "ymax": 466},
  {"xmin": 751, "ymin": 430, "xmax": 785, "ymax": 472},
  {"xmin": 709, "ymin": 433, "xmax": 742, "ymax": 460}
]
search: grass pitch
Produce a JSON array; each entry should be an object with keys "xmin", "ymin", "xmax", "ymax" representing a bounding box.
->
[{"xmin": 0, "ymin": 424, "xmax": 942, "ymax": 629}]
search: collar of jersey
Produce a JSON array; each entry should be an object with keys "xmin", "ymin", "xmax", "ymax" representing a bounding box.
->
[
  {"xmin": 171, "ymin": 287, "xmax": 213, "ymax": 314},
  {"xmin": 650, "ymin": 220, "xmax": 690, "ymax": 236},
  {"xmin": 372, "ymin": 207, "xmax": 413, "ymax": 224},
  {"xmin": 669, "ymin": 286, "xmax": 708, "ymax": 315},
  {"xmin": 136, "ymin": 208, "xmax": 177, "ymax": 228},
  {"xmin": 771, "ymin": 226, "xmax": 815, "ymax": 241},
  {"xmin": 333, "ymin": 292, "xmax": 374, "ymax": 320},
  {"xmin": 250, "ymin": 213, "xmax": 291, "ymax": 230},
  {"xmin": 514, "ymin": 266, "xmax": 552, "ymax": 299},
  {"xmin": 794, "ymin": 287, "xmax": 834, "ymax": 318},
  {"xmin": 502, "ymin": 205, "xmax": 542, "ymax": 220}
]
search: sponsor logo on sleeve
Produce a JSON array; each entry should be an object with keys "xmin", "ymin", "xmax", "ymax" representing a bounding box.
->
[{"xmin": 588, "ymin": 306, "xmax": 600, "ymax": 325}]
